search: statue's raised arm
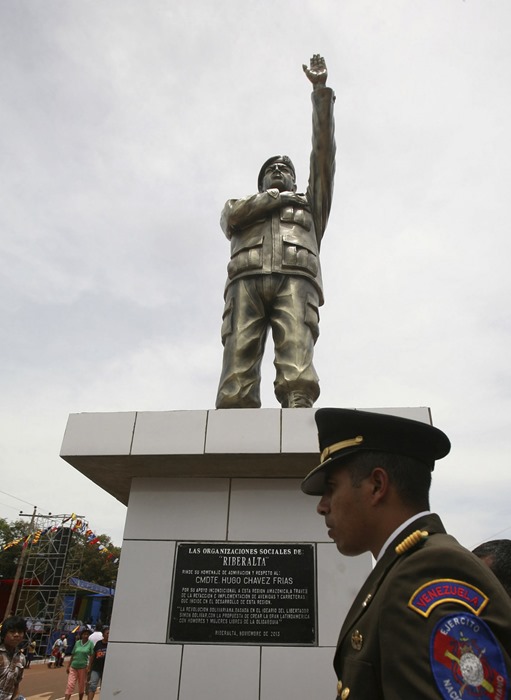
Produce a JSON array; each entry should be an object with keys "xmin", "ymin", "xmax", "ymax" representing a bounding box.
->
[
  {"xmin": 302, "ymin": 53, "xmax": 335, "ymax": 250},
  {"xmin": 216, "ymin": 55, "xmax": 336, "ymax": 410}
]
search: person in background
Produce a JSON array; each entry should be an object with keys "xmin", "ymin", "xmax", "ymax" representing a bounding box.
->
[
  {"xmin": 64, "ymin": 628, "xmax": 94, "ymax": 700},
  {"xmin": 88, "ymin": 625, "xmax": 103, "ymax": 647},
  {"xmin": 57, "ymin": 634, "xmax": 68, "ymax": 667},
  {"xmin": 0, "ymin": 616, "xmax": 27, "ymax": 700},
  {"xmin": 48, "ymin": 634, "xmax": 64, "ymax": 669},
  {"xmin": 87, "ymin": 627, "xmax": 109, "ymax": 700},
  {"xmin": 473, "ymin": 539, "xmax": 511, "ymax": 597},
  {"xmin": 24, "ymin": 640, "xmax": 36, "ymax": 669}
]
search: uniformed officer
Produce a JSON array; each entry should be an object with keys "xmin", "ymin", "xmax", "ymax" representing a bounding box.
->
[{"xmin": 301, "ymin": 408, "xmax": 511, "ymax": 699}]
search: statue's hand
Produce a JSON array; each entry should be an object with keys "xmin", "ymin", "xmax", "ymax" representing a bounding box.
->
[
  {"xmin": 278, "ymin": 191, "xmax": 310, "ymax": 211},
  {"xmin": 303, "ymin": 54, "xmax": 328, "ymax": 87},
  {"xmin": 279, "ymin": 191, "xmax": 301, "ymax": 205}
]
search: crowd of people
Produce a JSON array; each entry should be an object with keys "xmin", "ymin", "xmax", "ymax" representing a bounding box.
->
[
  {"xmin": 64, "ymin": 625, "xmax": 109, "ymax": 700},
  {"xmin": 0, "ymin": 619, "xmax": 109, "ymax": 700}
]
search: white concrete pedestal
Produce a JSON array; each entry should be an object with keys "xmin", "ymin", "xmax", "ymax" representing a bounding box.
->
[{"xmin": 60, "ymin": 407, "xmax": 431, "ymax": 700}]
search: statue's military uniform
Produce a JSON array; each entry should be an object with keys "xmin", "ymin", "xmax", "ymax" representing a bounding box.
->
[
  {"xmin": 335, "ymin": 513, "xmax": 511, "ymax": 699},
  {"xmin": 216, "ymin": 85, "xmax": 335, "ymax": 409}
]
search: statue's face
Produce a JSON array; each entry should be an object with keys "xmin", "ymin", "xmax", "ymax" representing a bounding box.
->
[{"xmin": 261, "ymin": 161, "xmax": 296, "ymax": 192}]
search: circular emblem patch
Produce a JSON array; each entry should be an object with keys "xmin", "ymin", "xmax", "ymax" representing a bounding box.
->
[{"xmin": 430, "ymin": 613, "xmax": 508, "ymax": 699}]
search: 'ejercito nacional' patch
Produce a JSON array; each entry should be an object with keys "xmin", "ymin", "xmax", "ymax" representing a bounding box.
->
[{"xmin": 430, "ymin": 614, "xmax": 508, "ymax": 699}]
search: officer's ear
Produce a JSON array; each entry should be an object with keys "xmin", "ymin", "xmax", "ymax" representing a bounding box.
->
[{"xmin": 368, "ymin": 467, "xmax": 390, "ymax": 504}]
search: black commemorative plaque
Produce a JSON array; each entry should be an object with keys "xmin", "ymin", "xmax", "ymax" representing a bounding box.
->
[{"xmin": 168, "ymin": 542, "xmax": 316, "ymax": 645}]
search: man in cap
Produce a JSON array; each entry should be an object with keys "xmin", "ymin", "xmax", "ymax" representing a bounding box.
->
[
  {"xmin": 216, "ymin": 54, "xmax": 335, "ymax": 409},
  {"xmin": 301, "ymin": 408, "xmax": 511, "ymax": 699}
]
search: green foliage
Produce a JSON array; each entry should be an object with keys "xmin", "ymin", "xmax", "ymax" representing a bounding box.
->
[
  {"xmin": 0, "ymin": 518, "xmax": 31, "ymax": 579},
  {"xmin": 73, "ymin": 532, "xmax": 121, "ymax": 588}
]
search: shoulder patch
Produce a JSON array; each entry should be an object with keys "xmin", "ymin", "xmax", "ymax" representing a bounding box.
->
[
  {"xmin": 408, "ymin": 579, "xmax": 489, "ymax": 618},
  {"xmin": 430, "ymin": 613, "xmax": 508, "ymax": 699}
]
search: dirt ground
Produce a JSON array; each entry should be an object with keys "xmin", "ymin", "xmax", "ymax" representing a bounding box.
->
[{"xmin": 20, "ymin": 661, "xmax": 101, "ymax": 700}]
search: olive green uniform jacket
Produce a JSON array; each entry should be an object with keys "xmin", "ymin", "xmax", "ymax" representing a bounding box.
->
[{"xmin": 334, "ymin": 513, "xmax": 511, "ymax": 699}]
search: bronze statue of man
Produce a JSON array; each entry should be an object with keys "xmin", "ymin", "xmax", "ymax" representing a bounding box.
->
[{"xmin": 216, "ymin": 55, "xmax": 335, "ymax": 409}]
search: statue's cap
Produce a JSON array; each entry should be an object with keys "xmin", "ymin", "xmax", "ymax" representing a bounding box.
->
[
  {"xmin": 258, "ymin": 155, "xmax": 296, "ymax": 191},
  {"xmin": 301, "ymin": 408, "xmax": 451, "ymax": 495}
]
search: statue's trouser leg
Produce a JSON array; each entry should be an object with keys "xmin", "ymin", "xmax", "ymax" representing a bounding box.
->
[
  {"xmin": 215, "ymin": 278, "xmax": 268, "ymax": 408},
  {"xmin": 270, "ymin": 276, "xmax": 320, "ymax": 407}
]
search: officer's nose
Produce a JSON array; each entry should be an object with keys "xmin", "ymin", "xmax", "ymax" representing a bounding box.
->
[{"xmin": 317, "ymin": 494, "xmax": 329, "ymax": 515}]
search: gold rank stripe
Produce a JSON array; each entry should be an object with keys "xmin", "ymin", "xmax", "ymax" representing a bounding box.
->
[{"xmin": 320, "ymin": 435, "xmax": 364, "ymax": 463}]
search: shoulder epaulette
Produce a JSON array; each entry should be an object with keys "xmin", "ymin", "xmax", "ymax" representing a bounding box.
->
[{"xmin": 395, "ymin": 530, "xmax": 429, "ymax": 556}]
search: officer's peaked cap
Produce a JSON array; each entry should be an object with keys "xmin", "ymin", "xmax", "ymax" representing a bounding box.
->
[
  {"xmin": 258, "ymin": 155, "xmax": 296, "ymax": 191},
  {"xmin": 301, "ymin": 408, "xmax": 451, "ymax": 496}
]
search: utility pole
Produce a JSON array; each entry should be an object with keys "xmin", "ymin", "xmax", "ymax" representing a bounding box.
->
[{"xmin": 5, "ymin": 505, "xmax": 37, "ymax": 617}]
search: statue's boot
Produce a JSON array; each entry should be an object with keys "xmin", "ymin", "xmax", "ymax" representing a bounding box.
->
[{"xmin": 285, "ymin": 391, "xmax": 314, "ymax": 408}]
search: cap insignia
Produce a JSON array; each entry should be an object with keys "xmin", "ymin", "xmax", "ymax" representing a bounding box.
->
[{"xmin": 320, "ymin": 435, "xmax": 364, "ymax": 464}]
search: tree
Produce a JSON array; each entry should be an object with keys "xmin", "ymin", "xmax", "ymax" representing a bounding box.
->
[
  {"xmin": 73, "ymin": 532, "xmax": 120, "ymax": 588},
  {"xmin": 0, "ymin": 517, "xmax": 31, "ymax": 580}
]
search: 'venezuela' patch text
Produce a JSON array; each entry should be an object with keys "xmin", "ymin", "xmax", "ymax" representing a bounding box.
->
[{"xmin": 408, "ymin": 579, "xmax": 488, "ymax": 618}]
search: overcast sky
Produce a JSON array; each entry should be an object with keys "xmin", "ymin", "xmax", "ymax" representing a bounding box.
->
[{"xmin": 1, "ymin": 0, "xmax": 510, "ymax": 549}]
